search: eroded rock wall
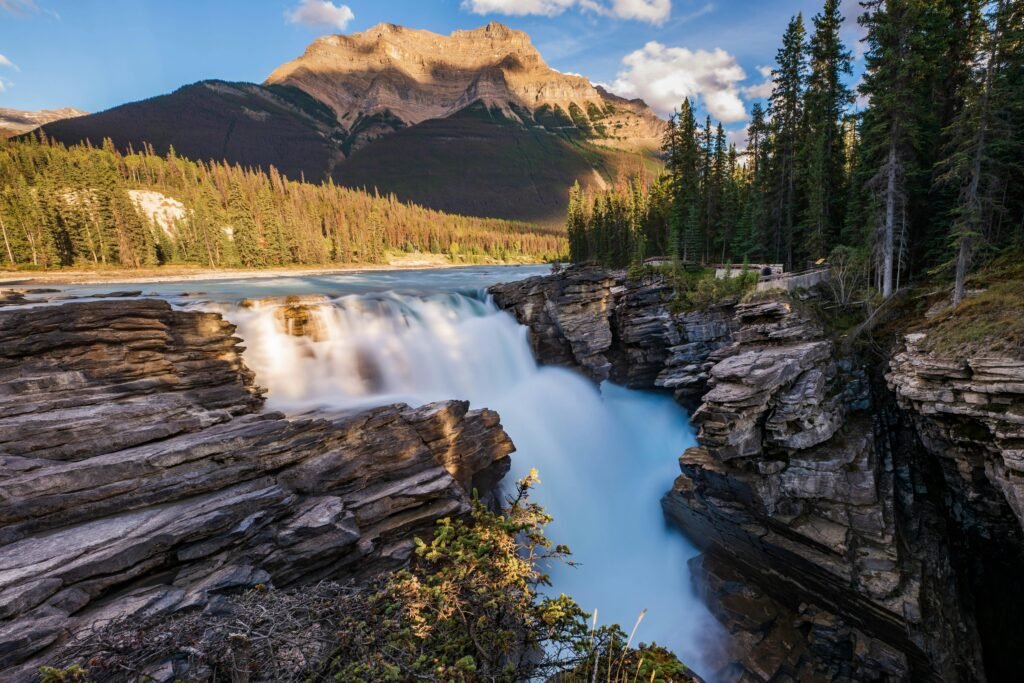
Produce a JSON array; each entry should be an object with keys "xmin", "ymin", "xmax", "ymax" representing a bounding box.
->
[
  {"xmin": 489, "ymin": 268, "xmax": 734, "ymax": 406},
  {"xmin": 491, "ymin": 267, "xmax": 1024, "ymax": 682},
  {"xmin": 0, "ymin": 301, "xmax": 514, "ymax": 678},
  {"xmin": 887, "ymin": 334, "xmax": 1024, "ymax": 679}
]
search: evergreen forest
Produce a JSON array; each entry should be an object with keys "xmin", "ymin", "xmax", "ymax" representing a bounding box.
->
[
  {"xmin": 0, "ymin": 136, "xmax": 567, "ymax": 270},
  {"xmin": 569, "ymin": 0, "xmax": 1023, "ymax": 304}
]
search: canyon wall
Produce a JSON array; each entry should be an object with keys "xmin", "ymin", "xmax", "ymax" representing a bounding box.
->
[
  {"xmin": 490, "ymin": 268, "xmax": 1024, "ymax": 682},
  {"xmin": 0, "ymin": 300, "xmax": 514, "ymax": 679}
]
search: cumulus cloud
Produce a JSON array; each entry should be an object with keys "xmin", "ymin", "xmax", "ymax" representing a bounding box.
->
[
  {"xmin": 286, "ymin": 0, "xmax": 354, "ymax": 31},
  {"xmin": 609, "ymin": 41, "xmax": 748, "ymax": 122},
  {"xmin": 604, "ymin": 0, "xmax": 671, "ymax": 23},
  {"xmin": 740, "ymin": 64, "xmax": 772, "ymax": 99},
  {"xmin": 463, "ymin": 0, "xmax": 671, "ymax": 24},
  {"xmin": 0, "ymin": 54, "xmax": 17, "ymax": 70},
  {"xmin": 463, "ymin": 0, "xmax": 575, "ymax": 16}
]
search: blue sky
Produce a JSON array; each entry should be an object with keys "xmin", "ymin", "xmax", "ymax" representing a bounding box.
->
[{"xmin": 0, "ymin": 0, "xmax": 865, "ymax": 140}]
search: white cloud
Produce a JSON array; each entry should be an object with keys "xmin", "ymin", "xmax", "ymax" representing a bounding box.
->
[
  {"xmin": 609, "ymin": 41, "xmax": 748, "ymax": 122},
  {"xmin": 463, "ymin": 0, "xmax": 671, "ymax": 24},
  {"xmin": 463, "ymin": 0, "xmax": 575, "ymax": 16},
  {"xmin": 606, "ymin": 0, "xmax": 670, "ymax": 23},
  {"xmin": 285, "ymin": 0, "xmax": 354, "ymax": 31},
  {"xmin": 0, "ymin": 54, "xmax": 18, "ymax": 71},
  {"xmin": 740, "ymin": 65, "xmax": 772, "ymax": 99}
]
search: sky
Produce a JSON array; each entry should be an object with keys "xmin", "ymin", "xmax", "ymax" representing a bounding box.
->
[{"xmin": 0, "ymin": 0, "xmax": 867, "ymax": 143}]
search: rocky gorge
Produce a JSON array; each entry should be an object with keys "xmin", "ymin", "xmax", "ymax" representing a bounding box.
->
[
  {"xmin": 0, "ymin": 300, "xmax": 514, "ymax": 680},
  {"xmin": 2, "ymin": 267, "xmax": 1022, "ymax": 682},
  {"xmin": 490, "ymin": 267, "xmax": 1024, "ymax": 682}
]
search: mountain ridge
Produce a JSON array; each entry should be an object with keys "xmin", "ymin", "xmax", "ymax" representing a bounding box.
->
[
  {"xmin": 265, "ymin": 21, "xmax": 665, "ymax": 153},
  {"xmin": 38, "ymin": 22, "xmax": 666, "ymax": 225}
]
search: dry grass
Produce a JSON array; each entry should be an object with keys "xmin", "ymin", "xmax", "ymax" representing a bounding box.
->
[{"xmin": 919, "ymin": 252, "xmax": 1024, "ymax": 358}]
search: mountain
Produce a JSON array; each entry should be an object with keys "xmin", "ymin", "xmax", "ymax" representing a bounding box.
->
[
  {"xmin": 40, "ymin": 22, "xmax": 666, "ymax": 225},
  {"xmin": 39, "ymin": 82, "xmax": 347, "ymax": 181},
  {"xmin": 0, "ymin": 107, "xmax": 86, "ymax": 138},
  {"xmin": 265, "ymin": 22, "xmax": 664, "ymax": 154}
]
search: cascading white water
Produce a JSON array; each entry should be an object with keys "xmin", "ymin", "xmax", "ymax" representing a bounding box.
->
[{"xmin": 217, "ymin": 288, "xmax": 724, "ymax": 677}]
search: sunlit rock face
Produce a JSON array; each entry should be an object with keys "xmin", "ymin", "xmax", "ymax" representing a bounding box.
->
[
  {"xmin": 0, "ymin": 300, "xmax": 513, "ymax": 678},
  {"xmin": 266, "ymin": 22, "xmax": 666, "ymax": 152}
]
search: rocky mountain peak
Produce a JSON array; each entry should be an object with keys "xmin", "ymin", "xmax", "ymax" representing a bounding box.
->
[
  {"xmin": 0, "ymin": 107, "xmax": 87, "ymax": 138},
  {"xmin": 265, "ymin": 22, "xmax": 665, "ymax": 151}
]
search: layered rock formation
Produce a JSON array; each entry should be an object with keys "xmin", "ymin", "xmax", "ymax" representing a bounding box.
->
[
  {"xmin": 489, "ymin": 268, "xmax": 734, "ymax": 407},
  {"xmin": 887, "ymin": 334, "xmax": 1024, "ymax": 679},
  {"xmin": 491, "ymin": 267, "xmax": 1024, "ymax": 682},
  {"xmin": 266, "ymin": 22, "xmax": 664, "ymax": 152},
  {"xmin": 0, "ymin": 300, "xmax": 514, "ymax": 678}
]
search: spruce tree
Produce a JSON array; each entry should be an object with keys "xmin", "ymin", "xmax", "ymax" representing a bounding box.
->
[
  {"xmin": 801, "ymin": 0, "xmax": 853, "ymax": 260},
  {"xmin": 857, "ymin": 0, "xmax": 924, "ymax": 296},
  {"xmin": 768, "ymin": 13, "xmax": 808, "ymax": 268}
]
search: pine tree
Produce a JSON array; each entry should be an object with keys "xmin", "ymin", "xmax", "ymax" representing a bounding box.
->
[
  {"xmin": 768, "ymin": 13, "xmax": 808, "ymax": 268},
  {"xmin": 736, "ymin": 103, "xmax": 770, "ymax": 261},
  {"xmin": 858, "ymin": 0, "xmax": 922, "ymax": 296},
  {"xmin": 663, "ymin": 100, "xmax": 702, "ymax": 262},
  {"xmin": 566, "ymin": 181, "xmax": 588, "ymax": 263},
  {"xmin": 801, "ymin": 0, "xmax": 853, "ymax": 260},
  {"xmin": 709, "ymin": 123, "xmax": 728, "ymax": 260},
  {"xmin": 228, "ymin": 183, "xmax": 264, "ymax": 267}
]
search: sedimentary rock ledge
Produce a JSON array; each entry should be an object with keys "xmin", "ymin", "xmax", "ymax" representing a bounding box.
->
[
  {"xmin": 0, "ymin": 300, "xmax": 514, "ymax": 678},
  {"xmin": 489, "ymin": 267, "xmax": 734, "ymax": 407}
]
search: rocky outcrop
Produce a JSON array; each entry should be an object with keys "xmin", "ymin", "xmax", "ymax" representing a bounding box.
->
[
  {"xmin": 0, "ymin": 300, "xmax": 262, "ymax": 463},
  {"xmin": 489, "ymin": 268, "xmax": 734, "ymax": 406},
  {"xmin": 888, "ymin": 335, "xmax": 1024, "ymax": 531},
  {"xmin": 0, "ymin": 107, "xmax": 86, "ymax": 138},
  {"xmin": 0, "ymin": 300, "xmax": 514, "ymax": 678},
  {"xmin": 887, "ymin": 334, "xmax": 1024, "ymax": 679},
  {"xmin": 658, "ymin": 297, "xmax": 941, "ymax": 681}
]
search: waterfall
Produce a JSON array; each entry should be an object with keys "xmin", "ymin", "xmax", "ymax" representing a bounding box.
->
[{"xmin": 216, "ymin": 288, "xmax": 724, "ymax": 677}]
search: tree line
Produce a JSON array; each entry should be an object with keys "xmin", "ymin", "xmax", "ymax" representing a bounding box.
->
[
  {"xmin": 570, "ymin": 0, "xmax": 1023, "ymax": 301},
  {"xmin": 0, "ymin": 136, "xmax": 567, "ymax": 270}
]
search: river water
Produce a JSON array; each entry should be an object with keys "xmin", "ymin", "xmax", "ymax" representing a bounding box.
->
[{"xmin": 55, "ymin": 265, "xmax": 724, "ymax": 676}]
